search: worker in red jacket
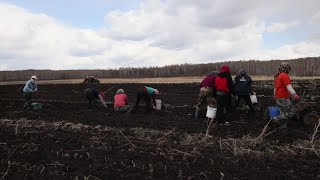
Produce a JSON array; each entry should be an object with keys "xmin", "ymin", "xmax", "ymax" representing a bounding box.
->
[
  {"xmin": 272, "ymin": 62, "xmax": 300, "ymax": 123},
  {"xmin": 194, "ymin": 71, "xmax": 218, "ymax": 118},
  {"xmin": 215, "ymin": 65, "xmax": 236, "ymax": 125}
]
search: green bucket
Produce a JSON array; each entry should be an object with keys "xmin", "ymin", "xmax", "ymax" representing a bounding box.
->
[{"xmin": 31, "ymin": 102, "xmax": 43, "ymax": 110}]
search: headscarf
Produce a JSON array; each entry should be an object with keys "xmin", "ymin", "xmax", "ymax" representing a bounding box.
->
[
  {"xmin": 31, "ymin": 75, "xmax": 37, "ymax": 80},
  {"xmin": 116, "ymin": 89, "xmax": 125, "ymax": 94},
  {"xmin": 274, "ymin": 62, "xmax": 292, "ymax": 78}
]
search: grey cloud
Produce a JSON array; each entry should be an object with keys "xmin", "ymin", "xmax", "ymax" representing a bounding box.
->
[
  {"xmin": 105, "ymin": 0, "xmax": 320, "ymax": 51},
  {"xmin": 69, "ymin": 48, "xmax": 104, "ymax": 57},
  {"xmin": 1, "ymin": 1, "xmax": 320, "ymax": 70},
  {"xmin": 308, "ymin": 32, "xmax": 320, "ymax": 41}
]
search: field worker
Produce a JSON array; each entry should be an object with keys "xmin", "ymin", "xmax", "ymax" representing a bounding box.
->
[
  {"xmin": 22, "ymin": 75, "xmax": 38, "ymax": 108},
  {"xmin": 131, "ymin": 86, "xmax": 159, "ymax": 113},
  {"xmin": 84, "ymin": 88, "xmax": 107, "ymax": 109},
  {"xmin": 234, "ymin": 69, "xmax": 255, "ymax": 114},
  {"xmin": 194, "ymin": 71, "xmax": 218, "ymax": 118},
  {"xmin": 215, "ymin": 65, "xmax": 236, "ymax": 125},
  {"xmin": 114, "ymin": 89, "xmax": 132, "ymax": 112},
  {"xmin": 272, "ymin": 62, "xmax": 300, "ymax": 122}
]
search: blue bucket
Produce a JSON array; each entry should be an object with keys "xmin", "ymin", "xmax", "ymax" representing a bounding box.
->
[{"xmin": 268, "ymin": 106, "xmax": 280, "ymax": 119}]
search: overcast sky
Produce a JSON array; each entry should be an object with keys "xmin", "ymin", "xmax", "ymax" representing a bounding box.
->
[{"xmin": 0, "ymin": 0, "xmax": 319, "ymax": 70}]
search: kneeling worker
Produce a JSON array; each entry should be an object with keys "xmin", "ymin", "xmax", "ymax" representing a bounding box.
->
[{"xmin": 114, "ymin": 89, "xmax": 132, "ymax": 112}]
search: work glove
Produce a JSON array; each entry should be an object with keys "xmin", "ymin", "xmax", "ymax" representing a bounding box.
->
[{"xmin": 293, "ymin": 93, "xmax": 300, "ymax": 101}]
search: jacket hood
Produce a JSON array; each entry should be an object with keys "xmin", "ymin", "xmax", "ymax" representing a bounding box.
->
[
  {"xmin": 220, "ymin": 65, "xmax": 230, "ymax": 73},
  {"xmin": 238, "ymin": 69, "xmax": 246, "ymax": 75}
]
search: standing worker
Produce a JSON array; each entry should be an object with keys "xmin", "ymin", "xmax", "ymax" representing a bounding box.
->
[
  {"xmin": 194, "ymin": 71, "xmax": 218, "ymax": 118},
  {"xmin": 234, "ymin": 69, "xmax": 255, "ymax": 115},
  {"xmin": 215, "ymin": 65, "xmax": 236, "ymax": 125},
  {"xmin": 84, "ymin": 88, "xmax": 108, "ymax": 109},
  {"xmin": 131, "ymin": 86, "xmax": 159, "ymax": 113},
  {"xmin": 114, "ymin": 89, "xmax": 132, "ymax": 112},
  {"xmin": 272, "ymin": 62, "xmax": 300, "ymax": 123},
  {"xmin": 23, "ymin": 75, "xmax": 38, "ymax": 108}
]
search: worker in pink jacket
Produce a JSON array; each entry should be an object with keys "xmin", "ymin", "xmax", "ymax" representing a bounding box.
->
[{"xmin": 114, "ymin": 89, "xmax": 132, "ymax": 112}]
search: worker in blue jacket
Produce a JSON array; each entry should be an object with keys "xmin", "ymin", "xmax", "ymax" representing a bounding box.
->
[{"xmin": 23, "ymin": 75, "xmax": 38, "ymax": 108}]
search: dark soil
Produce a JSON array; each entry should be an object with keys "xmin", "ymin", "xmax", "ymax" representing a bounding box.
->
[{"xmin": 0, "ymin": 82, "xmax": 319, "ymax": 179}]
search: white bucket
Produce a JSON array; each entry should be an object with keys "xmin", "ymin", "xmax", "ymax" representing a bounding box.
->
[
  {"xmin": 206, "ymin": 106, "xmax": 217, "ymax": 119},
  {"xmin": 250, "ymin": 94, "xmax": 258, "ymax": 104},
  {"xmin": 155, "ymin": 99, "xmax": 162, "ymax": 110}
]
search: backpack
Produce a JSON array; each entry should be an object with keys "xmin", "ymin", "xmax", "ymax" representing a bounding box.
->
[{"xmin": 215, "ymin": 76, "xmax": 229, "ymax": 93}]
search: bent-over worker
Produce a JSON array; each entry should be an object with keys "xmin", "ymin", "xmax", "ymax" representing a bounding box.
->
[
  {"xmin": 84, "ymin": 88, "xmax": 107, "ymax": 109},
  {"xmin": 132, "ymin": 86, "xmax": 159, "ymax": 113},
  {"xmin": 23, "ymin": 75, "xmax": 38, "ymax": 108}
]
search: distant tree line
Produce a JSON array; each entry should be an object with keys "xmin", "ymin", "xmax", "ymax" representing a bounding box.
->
[{"xmin": 0, "ymin": 57, "xmax": 319, "ymax": 81}]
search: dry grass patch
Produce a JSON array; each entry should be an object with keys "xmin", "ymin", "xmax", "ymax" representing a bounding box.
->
[{"xmin": 1, "ymin": 76, "xmax": 320, "ymax": 85}]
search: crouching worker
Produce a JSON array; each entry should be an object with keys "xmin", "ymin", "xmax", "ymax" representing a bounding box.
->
[
  {"xmin": 195, "ymin": 71, "xmax": 218, "ymax": 118},
  {"xmin": 272, "ymin": 62, "xmax": 299, "ymax": 123},
  {"xmin": 23, "ymin": 75, "xmax": 38, "ymax": 108},
  {"xmin": 114, "ymin": 89, "xmax": 132, "ymax": 112},
  {"xmin": 131, "ymin": 86, "xmax": 159, "ymax": 113},
  {"xmin": 234, "ymin": 69, "xmax": 255, "ymax": 114},
  {"xmin": 84, "ymin": 88, "xmax": 107, "ymax": 109}
]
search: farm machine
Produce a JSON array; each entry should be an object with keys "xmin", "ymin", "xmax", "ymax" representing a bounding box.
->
[
  {"xmin": 294, "ymin": 80, "xmax": 320, "ymax": 130},
  {"xmin": 83, "ymin": 75, "xmax": 100, "ymax": 84},
  {"xmin": 294, "ymin": 96, "xmax": 320, "ymax": 131}
]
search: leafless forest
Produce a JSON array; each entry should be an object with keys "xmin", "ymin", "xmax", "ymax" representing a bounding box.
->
[{"xmin": 0, "ymin": 57, "xmax": 319, "ymax": 81}]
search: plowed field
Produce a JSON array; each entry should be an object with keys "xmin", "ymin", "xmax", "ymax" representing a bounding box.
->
[{"xmin": 0, "ymin": 82, "xmax": 319, "ymax": 179}]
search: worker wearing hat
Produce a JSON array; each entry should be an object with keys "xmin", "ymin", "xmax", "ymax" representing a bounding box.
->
[{"xmin": 22, "ymin": 75, "xmax": 38, "ymax": 108}]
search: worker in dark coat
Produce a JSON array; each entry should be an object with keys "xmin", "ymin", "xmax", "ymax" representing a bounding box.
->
[
  {"xmin": 84, "ymin": 88, "xmax": 107, "ymax": 109},
  {"xmin": 234, "ymin": 69, "xmax": 255, "ymax": 114}
]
